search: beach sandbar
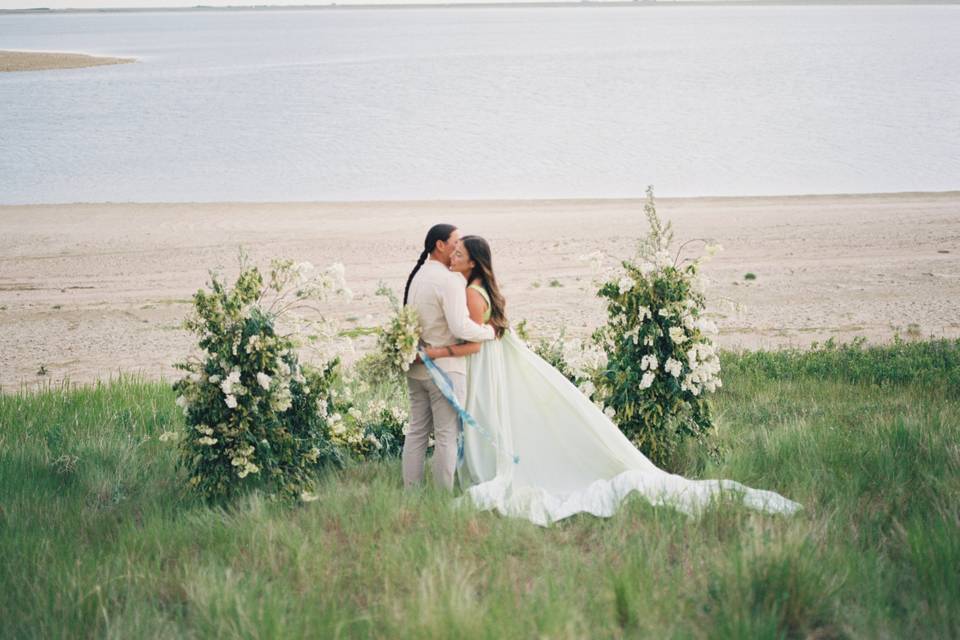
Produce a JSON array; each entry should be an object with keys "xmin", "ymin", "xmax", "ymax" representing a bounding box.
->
[{"xmin": 0, "ymin": 50, "xmax": 134, "ymax": 72}]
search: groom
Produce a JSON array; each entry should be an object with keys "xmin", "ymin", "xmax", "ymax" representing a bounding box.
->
[{"xmin": 403, "ymin": 224, "xmax": 495, "ymax": 490}]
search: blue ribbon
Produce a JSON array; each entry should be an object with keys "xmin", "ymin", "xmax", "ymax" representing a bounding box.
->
[{"xmin": 417, "ymin": 346, "xmax": 519, "ymax": 467}]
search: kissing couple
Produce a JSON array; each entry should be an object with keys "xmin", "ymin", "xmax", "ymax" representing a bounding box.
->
[{"xmin": 401, "ymin": 224, "xmax": 801, "ymax": 527}]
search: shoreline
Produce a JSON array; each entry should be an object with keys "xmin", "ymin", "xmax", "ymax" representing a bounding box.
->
[
  {"xmin": 3, "ymin": 1, "xmax": 959, "ymax": 13},
  {"xmin": 0, "ymin": 50, "xmax": 135, "ymax": 72},
  {"xmin": 5, "ymin": 189, "xmax": 958, "ymax": 207},
  {"xmin": 1, "ymin": 191, "xmax": 958, "ymax": 393}
]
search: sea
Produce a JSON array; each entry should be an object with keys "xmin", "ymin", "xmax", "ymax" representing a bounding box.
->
[{"xmin": 1, "ymin": 4, "xmax": 958, "ymax": 204}]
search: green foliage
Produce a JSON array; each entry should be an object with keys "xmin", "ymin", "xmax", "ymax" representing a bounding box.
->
[
  {"xmin": 592, "ymin": 187, "xmax": 723, "ymax": 470},
  {"xmin": 325, "ymin": 372, "xmax": 408, "ymax": 461},
  {"xmin": 723, "ymin": 335, "xmax": 960, "ymax": 391},
  {"xmin": 172, "ymin": 253, "xmax": 351, "ymax": 502},
  {"xmin": 364, "ymin": 284, "xmax": 422, "ymax": 384}
]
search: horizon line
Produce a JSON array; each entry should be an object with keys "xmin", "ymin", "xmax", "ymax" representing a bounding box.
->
[{"xmin": 4, "ymin": 0, "xmax": 959, "ymax": 14}]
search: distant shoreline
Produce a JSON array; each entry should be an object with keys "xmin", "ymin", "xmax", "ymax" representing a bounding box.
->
[
  {"xmin": 3, "ymin": 0, "xmax": 959, "ymax": 15},
  {"xmin": 0, "ymin": 50, "xmax": 135, "ymax": 72}
]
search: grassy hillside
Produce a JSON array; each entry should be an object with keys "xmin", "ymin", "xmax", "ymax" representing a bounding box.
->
[{"xmin": 1, "ymin": 339, "xmax": 958, "ymax": 638}]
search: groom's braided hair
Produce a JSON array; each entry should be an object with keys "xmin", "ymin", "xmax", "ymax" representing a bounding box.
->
[{"xmin": 403, "ymin": 223, "xmax": 458, "ymax": 306}]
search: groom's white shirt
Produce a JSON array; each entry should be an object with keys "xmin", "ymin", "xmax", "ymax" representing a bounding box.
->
[{"xmin": 406, "ymin": 257, "xmax": 494, "ymax": 381}]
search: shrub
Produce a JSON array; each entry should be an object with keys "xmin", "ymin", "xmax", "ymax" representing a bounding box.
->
[
  {"xmin": 591, "ymin": 187, "xmax": 723, "ymax": 469},
  {"xmin": 172, "ymin": 252, "xmax": 352, "ymax": 502}
]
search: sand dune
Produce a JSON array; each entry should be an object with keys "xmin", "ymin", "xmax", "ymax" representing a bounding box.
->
[{"xmin": 1, "ymin": 192, "xmax": 958, "ymax": 392}]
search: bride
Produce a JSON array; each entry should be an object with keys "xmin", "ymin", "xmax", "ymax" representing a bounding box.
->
[{"xmin": 421, "ymin": 235, "xmax": 801, "ymax": 527}]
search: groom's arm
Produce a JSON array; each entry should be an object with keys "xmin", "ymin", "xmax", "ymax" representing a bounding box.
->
[{"xmin": 440, "ymin": 275, "xmax": 494, "ymax": 342}]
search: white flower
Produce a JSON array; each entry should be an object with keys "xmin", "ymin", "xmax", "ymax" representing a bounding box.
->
[
  {"xmin": 366, "ymin": 433, "xmax": 383, "ymax": 450},
  {"xmin": 221, "ymin": 369, "xmax": 241, "ymax": 395},
  {"xmin": 208, "ymin": 374, "xmax": 221, "ymax": 384},
  {"xmin": 579, "ymin": 380, "xmax": 596, "ymax": 399},
  {"xmin": 270, "ymin": 386, "xmax": 293, "ymax": 412},
  {"xmin": 665, "ymin": 357, "xmax": 683, "ymax": 378},
  {"xmin": 640, "ymin": 354, "xmax": 659, "ymax": 371},
  {"xmin": 237, "ymin": 461, "xmax": 259, "ymax": 478},
  {"xmin": 197, "ymin": 436, "xmax": 217, "ymax": 446},
  {"xmin": 617, "ymin": 276, "xmax": 634, "ymax": 295},
  {"xmin": 705, "ymin": 243, "xmax": 723, "ymax": 257},
  {"xmin": 639, "ymin": 371, "xmax": 656, "ymax": 390},
  {"xmin": 348, "ymin": 407, "xmax": 362, "ymax": 421},
  {"xmin": 669, "ymin": 326, "xmax": 687, "ymax": 344},
  {"xmin": 224, "ymin": 394, "xmax": 238, "ymax": 409},
  {"xmin": 696, "ymin": 318, "xmax": 719, "ymax": 335},
  {"xmin": 256, "ymin": 372, "xmax": 271, "ymax": 390},
  {"xmin": 636, "ymin": 306, "xmax": 651, "ymax": 321},
  {"xmin": 643, "ymin": 335, "xmax": 654, "ymax": 347},
  {"xmin": 158, "ymin": 431, "xmax": 180, "ymax": 442},
  {"xmin": 604, "ymin": 406, "xmax": 616, "ymax": 419}
]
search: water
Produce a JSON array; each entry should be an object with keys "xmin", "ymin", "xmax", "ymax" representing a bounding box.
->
[{"xmin": 1, "ymin": 5, "xmax": 958, "ymax": 204}]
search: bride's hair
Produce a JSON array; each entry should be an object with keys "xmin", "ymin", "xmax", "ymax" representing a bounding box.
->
[
  {"xmin": 403, "ymin": 223, "xmax": 458, "ymax": 305},
  {"xmin": 461, "ymin": 235, "xmax": 508, "ymax": 338}
]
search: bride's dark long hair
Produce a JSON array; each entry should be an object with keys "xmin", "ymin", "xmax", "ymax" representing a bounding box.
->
[
  {"xmin": 461, "ymin": 235, "xmax": 508, "ymax": 338},
  {"xmin": 403, "ymin": 223, "xmax": 458, "ymax": 306}
]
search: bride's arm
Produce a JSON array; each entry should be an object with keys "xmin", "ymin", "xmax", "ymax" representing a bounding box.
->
[{"xmin": 425, "ymin": 287, "xmax": 488, "ymax": 359}]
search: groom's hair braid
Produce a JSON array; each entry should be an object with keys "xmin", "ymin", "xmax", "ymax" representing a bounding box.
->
[{"xmin": 403, "ymin": 223, "xmax": 457, "ymax": 305}]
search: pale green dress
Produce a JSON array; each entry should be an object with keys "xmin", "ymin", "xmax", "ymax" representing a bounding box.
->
[{"xmin": 456, "ymin": 284, "xmax": 802, "ymax": 527}]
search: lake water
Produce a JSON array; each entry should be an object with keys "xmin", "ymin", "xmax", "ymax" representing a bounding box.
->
[{"xmin": 1, "ymin": 4, "xmax": 958, "ymax": 204}]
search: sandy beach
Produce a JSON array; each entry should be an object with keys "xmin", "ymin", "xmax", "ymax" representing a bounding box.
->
[
  {"xmin": 0, "ymin": 50, "xmax": 134, "ymax": 72},
  {"xmin": 1, "ymin": 191, "xmax": 958, "ymax": 392}
]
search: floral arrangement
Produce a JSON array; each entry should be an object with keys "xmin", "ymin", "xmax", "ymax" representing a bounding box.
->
[
  {"xmin": 171, "ymin": 251, "xmax": 352, "ymax": 501},
  {"xmin": 363, "ymin": 284, "xmax": 422, "ymax": 384},
  {"xmin": 589, "ymin": 187, "xmax": 724, "ymax": 469}
]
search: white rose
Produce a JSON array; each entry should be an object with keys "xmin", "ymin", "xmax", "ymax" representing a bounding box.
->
[
  {"xmin": 669, "ymin": 326, "xmax": 686, "ymax": 344},
  {"xmin": 224, "ymin": 394, "xmax": 238, "ymax": 409},
  {"xmin": 256, "ymin": 372, "xmax": 271, "ymax": 390}
]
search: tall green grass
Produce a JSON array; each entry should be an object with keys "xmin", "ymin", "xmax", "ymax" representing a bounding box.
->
[{"xmin": 1, "ymin": 340, "xmax": 958, "ymax": 638}]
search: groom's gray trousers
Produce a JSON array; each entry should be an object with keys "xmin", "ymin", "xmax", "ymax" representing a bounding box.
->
[{"xmin": 403, "ymin": 372, "xmax": 466, "ymax": 490}]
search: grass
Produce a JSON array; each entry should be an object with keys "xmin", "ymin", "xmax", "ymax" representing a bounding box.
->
[{"xmin": 1, "ymin": 339, "xmax": 959, "ymax": 638}]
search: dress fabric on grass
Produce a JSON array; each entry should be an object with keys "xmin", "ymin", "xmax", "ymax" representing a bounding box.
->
[{"xmin": 455, "ymin": 287, "xmax": 801, "ymax": 526}]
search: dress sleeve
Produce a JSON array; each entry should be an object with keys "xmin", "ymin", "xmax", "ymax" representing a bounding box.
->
[{"xmin": 442, "ymin": 274, "xmax": 494, "ymax": 342}]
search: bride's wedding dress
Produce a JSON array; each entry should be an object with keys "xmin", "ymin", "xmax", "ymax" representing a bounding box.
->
[{"xmin": 456, "ymin": 290, "xmax": 801, "ymax": 527}]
